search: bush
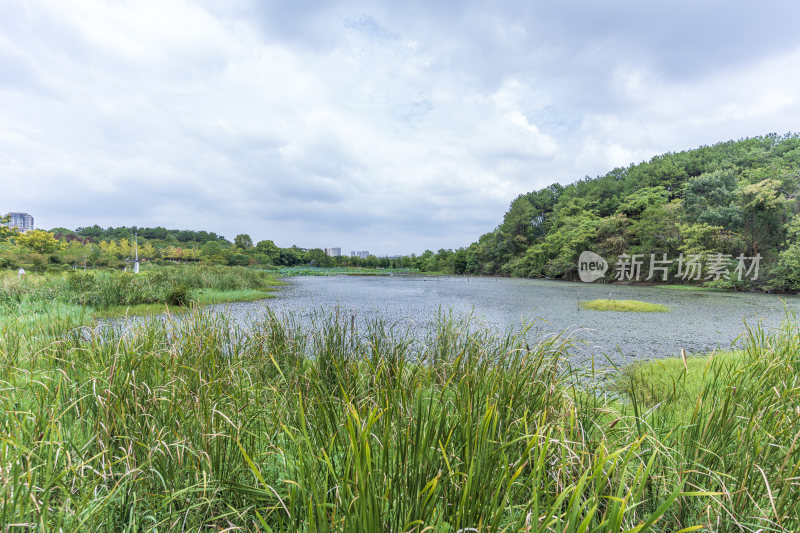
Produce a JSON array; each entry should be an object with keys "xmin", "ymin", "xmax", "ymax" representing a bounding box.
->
[
  {"xmin": 5, "ymin": 265, "xmax": 278, "ymax": 310},
  {"xmin": 166, "ymin": 283, "xmax": 190, "ymax": 306}
]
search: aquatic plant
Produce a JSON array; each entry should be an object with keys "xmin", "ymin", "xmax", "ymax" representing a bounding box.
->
[
  {"xmin": 580, "ymin": 298, "xmax": 669, "ymax": 312},
  {"xmin": 0, "ymin": 308, "xmax": 797, "ymax": 530}
]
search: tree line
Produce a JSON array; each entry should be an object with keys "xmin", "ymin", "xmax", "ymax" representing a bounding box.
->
[
  {"xmin": 4, "ymin": 133, "xmax": 798, "ymax": 288},
  {"xmin": 445, "ymin": 133, "xmax": 800, "ymax": 291},
  {"xmin": 0, "ymin": 220, "xmax": 419, "ymax": 271}
]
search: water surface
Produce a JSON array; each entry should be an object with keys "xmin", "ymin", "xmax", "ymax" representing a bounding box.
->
[{"xmin": 211, "ymin": 276, "xmax": 800, "ymax": 366}]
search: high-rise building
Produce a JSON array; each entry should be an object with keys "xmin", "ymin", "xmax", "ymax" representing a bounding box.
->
[
  {"xmin": 6, "ymin": 212, "xmax": 34, "ymax": 233},
  {"xmin": 350, "ymin": 250, "xmax": 369, "ymax": 259},
  {"xmin": 325, "ymin": 247, "xmax": 341, "ymax": 257}
]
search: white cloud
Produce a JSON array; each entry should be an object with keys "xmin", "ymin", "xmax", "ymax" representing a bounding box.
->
[{"xmin": 1, "ymin": 0, "xmax": 800, "ymax": 253}]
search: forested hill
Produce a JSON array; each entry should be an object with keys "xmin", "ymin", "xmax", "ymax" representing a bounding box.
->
[{"xmin": 460, "ymin": 133, "xmax": 800, "ymax": 291}]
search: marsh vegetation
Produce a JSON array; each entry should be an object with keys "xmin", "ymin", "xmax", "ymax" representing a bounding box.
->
[
  {"xmin": 580, "ymin": 299, "xmax": 670, "ymax": 312},
  {"xmin": 0, "ymin": 265, "xmax": 279, "ymax": 321},
  {"xmin": 1, "ymin": 303, "xmax": 798, "ymax": 530}
]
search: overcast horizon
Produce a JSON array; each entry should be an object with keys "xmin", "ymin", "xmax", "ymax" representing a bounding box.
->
[{"xmin": 2, "ymin": 1, "xmax": 800, "ymax": 254}]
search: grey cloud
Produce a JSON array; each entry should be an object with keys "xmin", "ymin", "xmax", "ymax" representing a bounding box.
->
[{"xmin": 2, "ymin": 0, "xmax": 800, "ymax": 254}]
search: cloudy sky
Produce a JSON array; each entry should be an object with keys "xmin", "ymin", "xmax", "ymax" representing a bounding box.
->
[{"xmin": 2, "ymin": 1, "xmax": 800, "ymax": 254}]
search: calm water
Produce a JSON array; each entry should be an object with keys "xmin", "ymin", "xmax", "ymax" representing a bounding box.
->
[{"xmin": 209, "ymin": 276, "xmax": 800, "ymax": 366}]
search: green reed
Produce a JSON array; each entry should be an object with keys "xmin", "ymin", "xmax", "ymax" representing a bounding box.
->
[
  {"xmin": 0, "ymin": 265, "xmax": 279, "ymax": 314},
  {"xmin": 0, "ymin": 307, "xmax": 797, "ymax": 531}
]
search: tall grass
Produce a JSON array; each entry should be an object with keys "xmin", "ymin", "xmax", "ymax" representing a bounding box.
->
[
  {"xmin": 0, "ymin": 307, "xmax": 797, "ymax": 530},
  {"xmin": 0, "ymin": 265, "xmax": 279, "ymax": 313},
  {"xmin": 617, "ymin": 319, "xmax": 800, "ymax": 530}
]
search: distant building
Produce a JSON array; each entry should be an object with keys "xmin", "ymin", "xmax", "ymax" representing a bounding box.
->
[
  {"xmin": 350, "ymin": 250, "xmax": 370, "ymax": 259},
  {"xmin": 6, "ymin": 212, "xmax": 34, "ymax": 233},
  {"xmin": 325, "ymin": 247, "xmax": 341, "ymax": 257}
]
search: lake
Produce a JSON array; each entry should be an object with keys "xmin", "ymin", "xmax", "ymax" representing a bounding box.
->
[{"xmin": 209, "ymin": 275, "xmax": 800, "ymax": 367}]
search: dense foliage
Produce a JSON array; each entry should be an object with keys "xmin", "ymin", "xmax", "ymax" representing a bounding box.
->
[
  {"xmin": 452, "ymin": 133, "xmax": 800, "ymax": 290},
  {"xmin": 0, "ymin": 265, "xmax": 278, "ymax": 313},
  {"xmin": 0, "ymin": 228, "xmax": 414, "ymax": 272},
  {"xmin": 71, "ymin": 224, "xmax": 228, "ymax": 243},
  {"xmin": 1, "ymin": 308, "xmax": 798, "ymax": 530}
]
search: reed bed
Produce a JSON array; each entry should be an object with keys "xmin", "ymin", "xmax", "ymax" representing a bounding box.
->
[
  {"xmin": 0, "ymin": 307, "xmax": 798, "ymax": 531},
  {"xmin": 0, "ymin": 265, "xmax": 279, "ymax": 313}
]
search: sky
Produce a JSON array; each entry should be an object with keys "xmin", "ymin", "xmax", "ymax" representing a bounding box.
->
[{"xmin": 2, "ymin": 1, "xmax": 800, "ymax": 255}]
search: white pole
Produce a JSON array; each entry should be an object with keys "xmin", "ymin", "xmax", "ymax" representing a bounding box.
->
[{"xmin": 133, "ymin": 232, "xmax": 140, "ymax": 274}]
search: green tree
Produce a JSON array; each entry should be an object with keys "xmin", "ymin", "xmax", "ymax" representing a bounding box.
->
[
  {"xmin": 515, "ymin": 211, "xmax": 600, "ymax": 278},
  {"xmin": 201, "ymin": 241, "xmax": 226, "ymax": 265},
  {"xmin": 595, "ymin": 213, "xmax": 631, "ymax": 259},
  {"xmin": 418, "ymin": 250, "xmax": 436, "ymax": 272},
  {"xmin": 739, "ymin": 178, "xmax": 789, "ymax": 254},
  {"xmin": 16, "ymin": 229, "xmax": 59, "ymax": 254},
  {"xmin": 461, "ymin": 134, "xmax": 800, "ymax": 288},
  {"xmin": 615, "ymin": 186, "xmax": 668, "ymax": 218},
  {"xmin": 682, "ymin": 169, "xmax": 742, "ymax": 228},
  {"xmin": 306, "ymin": 248, "xmax": 332, "ymax": 267},
  {"xmin": 228, "ymin": 252, "xmax": 250, "ymax": 266},
  {"xmin": 629, "ymin": 200, "xmax": 682, "ymax": 255},
  {"xmin": 140, "ymin": 242, "xmax": 157, "ymax": 259},
  {"xmin": 0, "ymin": 214, "xmax": 18, "ymax": 241},
  {"xmin": 255, "ymin": 240, "xmax": 280, "ymax": 265},
  {"xmin": 453, "ymin": 248, "xmax": 468, "ymax": 274},
  {"xmin": 234, "ymin": 234, "xmax": 254, "ymax": 250},
  {"xmin": 768, "ymin": 214, "xmax": 800, "ymax": 291},
  {"xmin": 58, "ymin": 241, "xmax": 90, "ymax": 267}
]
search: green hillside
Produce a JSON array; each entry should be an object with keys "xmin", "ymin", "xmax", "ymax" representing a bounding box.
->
[{"xmin": 461, "ymin": 133, "xmax": 800, "ymax": 291}]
